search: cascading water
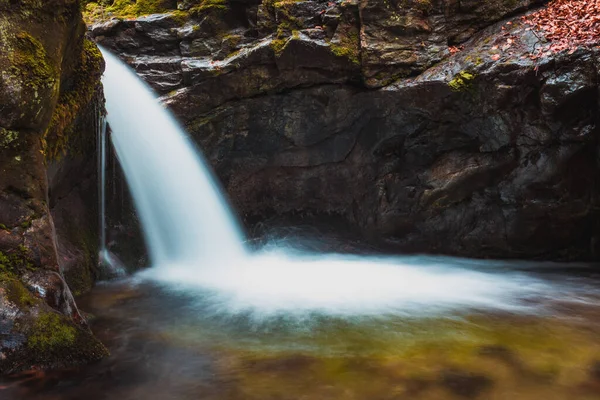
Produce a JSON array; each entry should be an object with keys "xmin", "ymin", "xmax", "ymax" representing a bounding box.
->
[
  {"xmin": 97, "ymin": 112, "xmax": 108, "ymax": 265},
  {"xmin": 99, "ymin": 47, "xmax": 577, "ymax": 321},
  {"xmin": 100, "ymin": 48, "xmax": 246, "ymax": 266}
]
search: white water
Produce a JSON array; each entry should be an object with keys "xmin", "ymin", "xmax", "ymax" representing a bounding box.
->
[
  {"xmin": 100, "ymin": 48, "xmax": 246, "ymax": 265},
  {"xmin": 97, "ymin": 112, "xmax": 110, "ymax": 266},
  {"xmin": 100, "ymin": 47, "xmax": 578, "ymax": 320}
]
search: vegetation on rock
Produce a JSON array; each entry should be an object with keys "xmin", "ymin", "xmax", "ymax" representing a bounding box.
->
[
  {"xmin": 83, "ymin": 0, "xmax": 227, "ymax": 22},
  {"xmin": 8, "ymin": 32, "xmax": 57, "ymax": 93},
  {"xmin": 84, "ymin": 0, "xmax": 174, "ymax": 21},
  {"xmin": 447, "ymin": 71, "xmax": 475, "ymax": 91},
  {"xmin": 43, "ymin": 38, "xmax": 104, "ymax": 160},
  {"xmin": 27, "ymin": 312, "xmax": 77, "ymax": 352}
]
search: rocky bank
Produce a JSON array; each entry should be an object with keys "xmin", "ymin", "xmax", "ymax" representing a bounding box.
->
[
  {"xmin": 0, "ymin": 0, "xmax": 108, "ymax": 374},
  {"xmin": 90, "ymin": 0, "xmax": 600, "ymax": 260}
]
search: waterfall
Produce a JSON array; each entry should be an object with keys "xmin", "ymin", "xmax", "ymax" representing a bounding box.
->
[
  {"xmin": 99, "ymin": 47, "xmax": 560, "ymax": 320},
  {"xmin": 100, "ymin": 48, "xmax": 246, "ymax": 266},
  {"xmin": 97, "ymin": 112, "xmax": 108, "ymax": 264}
]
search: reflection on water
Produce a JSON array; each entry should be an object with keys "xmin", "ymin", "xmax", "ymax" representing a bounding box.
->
[{"xmin": 3, "ymin": 258, "xmax": 600, "ymax": 400}]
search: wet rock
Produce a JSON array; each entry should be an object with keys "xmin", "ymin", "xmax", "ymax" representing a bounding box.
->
[
  {"xmin": 0, "ymin": 0, "xmax": 109, "ymax": 374},
  {"xmin": 90, "ymin": 2, "xmax": 600, "ymax": 261},
  {"xmin": 359, "ymin": 0, "xmax": 547, "ymax": 87}
]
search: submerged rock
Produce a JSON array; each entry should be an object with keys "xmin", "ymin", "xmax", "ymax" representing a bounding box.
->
[{"xmin": 440, "ymin": 368, "xmax": 493, "ymax": 398}]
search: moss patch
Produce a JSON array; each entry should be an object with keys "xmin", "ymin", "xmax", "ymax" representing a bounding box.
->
[
  {"xmin": 106, "ymin": 0, "xmax": 174, "ymax": 18},
  {"xmin": 0, "ymin": 128, "xmax": 20, "ymax": 149},
  {"xmin": 0, "ymin": 249, "xmax": 35, "ymax": 276},
  {"xmin": 0, "ymin": 272, "xmax": 38, "ymax": 308},
  {"xmin": 448, "ymin": 70, "xmax": 475, "ymax": 91},
  {"xmin": 8, "ymin": 32, "xmax": 57, "ymax": 93},
  {"xmin": 27, "ymin": 312, "xmax": 77, "ymax": 351},
  {"xmin": 330, "ymin": 43, "xmax": 360, "ymax": 65},
  {"xmin": 189, "ymin": 0, "xmax": 228, "ymax": 16}
]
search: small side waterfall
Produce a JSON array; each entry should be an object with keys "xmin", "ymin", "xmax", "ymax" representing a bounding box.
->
[
  {"xmin": 100, "ymin": 48, "xmax": 246, "ymax": 266},
  {"xmin": 97, "ymin": 113, "xmax": 108, "ymax": 263}
]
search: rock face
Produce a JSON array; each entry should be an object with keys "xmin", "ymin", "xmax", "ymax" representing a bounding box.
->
[
  {"xmin": 91, "ymin": 0, "xmax": 600, "ymax": 260},
  {"xmin": 0, "ymin": 0, "xmax": 108, "ymax": 374}
]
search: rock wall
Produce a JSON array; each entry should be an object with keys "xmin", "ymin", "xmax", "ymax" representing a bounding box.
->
[
  {"xmin": 0, "ymin": 0, "xmax": 108, "ymax": 374},
  {"xmin": 90, "ymin": 0, "xmax": 600, "ymax": 260}
]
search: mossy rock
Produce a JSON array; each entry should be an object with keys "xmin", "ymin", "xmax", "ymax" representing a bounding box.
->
[
  {"xmin": 0, "ymin": 271, "xmax": 39, "ymax": 309},
  {"xmin": 8, "ymin": 32, "xmax": 57, "ymax": 93},
  {"xmin": 43, "ymin": 38, "xmax": 105, "ymax": 160},
  {"xmin": 27, "ymin": 312, "xmax": 77, "ymax": 352},
  {"xmin": 0, "ymin": 248, "xmax": 35, "ymax": 276},
  {"xmin": 0, "ymin": 308, "xmax": 109, "ymax": 374},
  {"xmin": 448, "ymin": 70, "xmax": 476, "ymax": 91}
]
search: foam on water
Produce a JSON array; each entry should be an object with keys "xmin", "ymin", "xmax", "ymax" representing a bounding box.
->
[
  {"xmin": 100, "ymin": 46, "xmax": 584, "ymax": 321},
  {"xmin": 138, "ymin": 251, "xmax": 555, "ymax": 320}
]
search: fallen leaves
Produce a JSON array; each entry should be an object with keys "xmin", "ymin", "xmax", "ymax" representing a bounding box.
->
[
  {"xmin": 524, "ymin": 0, "xmax": 600, "ymax": 57},
  {"xmin": 448, "ymin": 45, "xmax": 463, "ymax": 54}
]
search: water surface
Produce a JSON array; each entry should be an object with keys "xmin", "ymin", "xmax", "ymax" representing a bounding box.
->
[{"xmin": 3, "ymin": 254, "xmax": 600, "ymax": 400}]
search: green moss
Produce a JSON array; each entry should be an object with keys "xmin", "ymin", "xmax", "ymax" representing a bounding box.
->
[
  {"xmin": 168, "ymin": 10, "xmax": 189, "ymax": 24},
  {"xmin": 43, "ymin": 38, "xmax": 104, "ymax": 160},
  {"xmin": 0, "ymin": 249, "xmax": 34, "ymax": 275},
  {"xmin": 0, "ymin": 128, "xmax": 20, "ymax": 149},
  {"xmin": 8, "ymin": 32, "xmax": 57, "ymax": 93},
  {"xmin": 0, "ymin": 223, "xmax": 8, "ymax": 231},
  {"xmin": 328, "ymin": 29, "xmax": 360, "ymax": 65},
  {"xmin": 189, "ymin": 0, "xmax": 228, "ymax": 16},
  {"xmin": 27, "ymin": 312, "xmax": 77, "ymax": 351},
  {"xmin": 0, "ymin": 272, "xmax": 38, "ymax": 308},
  {"xmin": 271, "ymin": 37, "xmax": 289, "ymax": 55},
  {"xmin": 222, "ymin": 34, "xmax": 241, "ymax": 47},
  {"xmin": 108, "ymin": 0, "xmax": 173, "ymax": 17},
  {"xmin": 330, "ymin": 44, "xmax": 360, "ymax": 64},
  {"xmin": 448, "ymin": 70, "xmax": 475, "ymax": 91}
]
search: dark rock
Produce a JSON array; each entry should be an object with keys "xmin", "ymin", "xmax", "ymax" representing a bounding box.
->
[{"xmin": 90, "ymin": 2, "xmax": 600, "ymax": 261}]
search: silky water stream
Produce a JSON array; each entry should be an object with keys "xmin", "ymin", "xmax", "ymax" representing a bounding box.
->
[{"xmin": 3, "ymin": 49, "xmax": 600, "ymax": 400}]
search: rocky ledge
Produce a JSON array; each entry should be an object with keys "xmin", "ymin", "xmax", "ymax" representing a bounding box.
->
[{"xmin": 90, "ymin": 0, "xmax": 600, "ymax": 260}]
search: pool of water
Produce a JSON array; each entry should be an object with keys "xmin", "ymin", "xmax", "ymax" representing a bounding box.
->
[{"xmin": 3, "ymin": 255, "xmax": 600, "ymax": 400}]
